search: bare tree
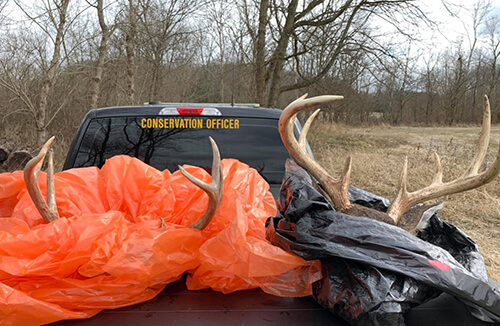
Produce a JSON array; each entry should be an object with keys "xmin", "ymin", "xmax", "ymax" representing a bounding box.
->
[
  {"xmin": 0, "ymin": 0, "xmax": 7, "ymax": 18},
  {"xmin": 421, "ymin": 54, "xmax": 439, "ymax": 124},
  {"xmin": 254, "ymin": 0, "xmax": 269, "ymax": 105},
  {"xmin": 0, "ymin": 0, "xmax": 72, "ymax": 145},
  {"xmin": 0, "ymin": 33, "xmax": 41, "ymax": 124},
  {"xmin": 241, "ymin": 0, "xmax": 430, "ymax": 107},
  {"xmin": 484, "ymin": 12, "xmax": 500, "ymax": 115},
  {"xmin": 204, "ymin": 0, "xmax": 233, "ymax": 102},
  {"xmin": 462, "ymin": 0, "xmax": 490, "ymax": 121},
  {"xmin": 137, "ymin": 0, "xmax": 197, "ymax": 100},
  {"xmin": 87, "ymin": 0, "xmax": 116, "ymax": 110},
  {"xmin": 126, "ymin": 0, "xmax": 137, "ymax": 104}
]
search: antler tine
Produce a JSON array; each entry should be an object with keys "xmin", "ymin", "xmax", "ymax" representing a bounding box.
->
[
  {"xmin": 298, "ymin": 109, "xmax": 321, "ymax": 151},
  {"xmin": 179, "ymin": 137, "xmax": 223, "ymax": 230},
  {"xmin": 47, "ymin": 149, "xmax": 58, "ymax": 217},
  {"xmin": 388, "ymin": 157, "xmax": 409, "ymax": 223},
  {"xmin": 278, "ymin": 94, "xmax": 352, "ymax": 211},
  {"xmin": 464, "ymin": 95, "xmax": 491, "ymax": 177},
  {"xmin": 387, "ymin": 95, "xmax": 500, "ymax": 223},
  {"xmin": 432, "ymin": 153, "xmax": 443, "ymax": 184},
  {"xmin": 23, "ymin": 136, "xmax": 59, "ymax": 223}
]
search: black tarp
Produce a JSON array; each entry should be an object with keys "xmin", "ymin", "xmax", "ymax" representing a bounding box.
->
[{"xmin": 266, "ymin": 159, "xmax": 500, "ymax": 325}]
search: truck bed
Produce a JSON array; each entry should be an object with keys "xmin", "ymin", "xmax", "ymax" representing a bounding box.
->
[
  {"xmin": 52, "ymin": 275, "xmax": 496, "ymax": 326},
  {"xmin": 52, "ymin": 104, "xmax": 499, "ymax": 326}
]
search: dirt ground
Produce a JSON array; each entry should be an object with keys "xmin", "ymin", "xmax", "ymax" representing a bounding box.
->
[{"xmin": 309, "ymin": 122, "xmax": 500, "ymax": 282}]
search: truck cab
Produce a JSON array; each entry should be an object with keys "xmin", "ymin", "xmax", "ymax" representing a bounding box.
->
[{"xmin": 63, "ymin": 102, "xmax": 311, "ymax": 200}]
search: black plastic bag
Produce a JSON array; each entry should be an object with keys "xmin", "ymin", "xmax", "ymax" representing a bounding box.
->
[{"xmin": 266, "ymin": 160, "xmax": 500, "ymax": 325}]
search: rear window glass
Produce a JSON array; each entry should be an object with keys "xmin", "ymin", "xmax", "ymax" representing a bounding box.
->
[{"xmin": 73, "ymin": 116, "xmax": 292, "ymax": 184}]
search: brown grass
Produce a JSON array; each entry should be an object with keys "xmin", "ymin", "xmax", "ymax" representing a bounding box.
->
[{"xmin": 309, "ymin": 123, "xmax": 500, "ymax": 282}]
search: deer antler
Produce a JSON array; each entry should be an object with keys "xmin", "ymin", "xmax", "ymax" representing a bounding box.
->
[
  {"xmin": 24, "ymin": 136, "xmax": 59, "ymax": 223},
  {"xmin": 387, "ymin": 95, "xmax": 500, "ymax": 223},
  {"xmin": 279, "ymin": 94, "xmax": 351, "ymax": 211},
  {"xmin": 279, "ymin": 94, "xmax": 500, "ymax": 232},
  {"xmin": 178, "ymin": 137, "xmax": 223, "ymax": 230}
]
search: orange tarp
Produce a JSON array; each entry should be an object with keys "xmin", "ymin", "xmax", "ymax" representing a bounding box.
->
[{"xmin": 0, "ymin": 156, "xmax": 321, "ymax": 325}]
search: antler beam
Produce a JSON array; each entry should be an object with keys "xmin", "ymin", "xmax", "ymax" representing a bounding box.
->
[
  {"xmin": 23, "ymin": 136, "xmax": 59, "ymax": 223},
  {"xmin": 179, "ymin": 137, "xmax": 223, "ymax": 230}
]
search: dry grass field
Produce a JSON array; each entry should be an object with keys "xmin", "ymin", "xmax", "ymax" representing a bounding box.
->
[
  {"xmin": 3, "ymin": 122, "xmax": 499, "ymax": 282},
  {"xmin": 309, "ymin": 122, "xmax": 500, "ymax": 282}
]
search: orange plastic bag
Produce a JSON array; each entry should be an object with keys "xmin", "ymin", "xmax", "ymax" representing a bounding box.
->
[{"xmin": 0, "ymin": 156, "xmax": 321, "ymax": 325}]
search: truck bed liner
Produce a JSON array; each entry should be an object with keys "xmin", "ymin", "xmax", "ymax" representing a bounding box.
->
[{"xmin": 52, "ymin": 276, "xmax": 496, "ymax": 325}]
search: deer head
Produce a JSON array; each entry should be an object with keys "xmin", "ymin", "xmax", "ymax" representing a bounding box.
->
[
  {"xmin": 279, "ymin": 94, "xmax": 500, "ymax": 235},
  {"xmin": 23, "ymin": 137, "xmax": 223, "ymax": 230}
]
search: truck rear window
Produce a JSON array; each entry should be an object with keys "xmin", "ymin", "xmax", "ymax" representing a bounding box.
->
[{"xmin": 73, "ymin": 116, "xmax": 291, "ymax": 184}]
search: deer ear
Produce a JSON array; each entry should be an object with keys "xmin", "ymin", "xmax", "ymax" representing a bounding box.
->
[{"xmin": 397, "ymin": 202, "xmax": 444, "ymax": 235}]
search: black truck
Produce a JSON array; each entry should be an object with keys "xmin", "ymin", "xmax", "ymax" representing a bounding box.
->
[{"xmin": 54, "ymin": 102, "xmax": 495, "ymax": 325}]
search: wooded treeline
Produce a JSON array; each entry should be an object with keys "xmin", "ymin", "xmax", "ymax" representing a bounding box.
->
[{"xmin": 0, "ymin": 0, "xmax": 500, "ymax": 148}]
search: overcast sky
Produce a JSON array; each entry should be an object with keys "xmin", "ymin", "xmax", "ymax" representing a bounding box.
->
[
  {"xmin": 3, "ymin": 0, "xmax": 500, "ymax": 58},
  {"xmin": 414, "ymin": 0, "xmax": 500, "ymax": 47},
  {"xmin": 365, "ymin": 0, "xmax": 500, "ymax": 66}
]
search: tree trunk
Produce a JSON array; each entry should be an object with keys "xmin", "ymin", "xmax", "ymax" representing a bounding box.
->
[
  {"xmin": 89, "ymin": 0, "xmax": 111, "ymax": 110},
  {"xmin": 150, "ymin": 59, "xmax": 161, "ymax": 100},
  {"xmin": 266, "ymin": 0, "xmax": 298, "ymax": 108},
  {"xmin": 126, "ymin": 0, "xmax": 137, "ymax": 105},
  {"xmin": 254, "ymin": 0, "xmax": 269, "ymax": 105},
  {"xmin": 37, "ymin": 0, "xmax": 70, "ymax": 145}
]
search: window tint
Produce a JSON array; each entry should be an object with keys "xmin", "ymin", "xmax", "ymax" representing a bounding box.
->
[{"xmin": 74, "ymin": 116, "xmax": 291, "ymax": 184}]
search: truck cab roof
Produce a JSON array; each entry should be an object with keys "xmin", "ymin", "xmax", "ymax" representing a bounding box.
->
[{"xmin": 87, "ymin": 103, "xmax": 283, "ymax": 119}]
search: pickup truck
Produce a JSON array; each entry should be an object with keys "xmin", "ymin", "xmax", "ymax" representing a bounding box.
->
[{"xmin": 53, "ymin": 102, "xmax": 495, "ymax": 325}]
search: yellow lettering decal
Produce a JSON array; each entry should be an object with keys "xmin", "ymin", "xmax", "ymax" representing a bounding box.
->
[{"xmin": 141, "ymin": 118, "xmax": 240, "ymax": 129}]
